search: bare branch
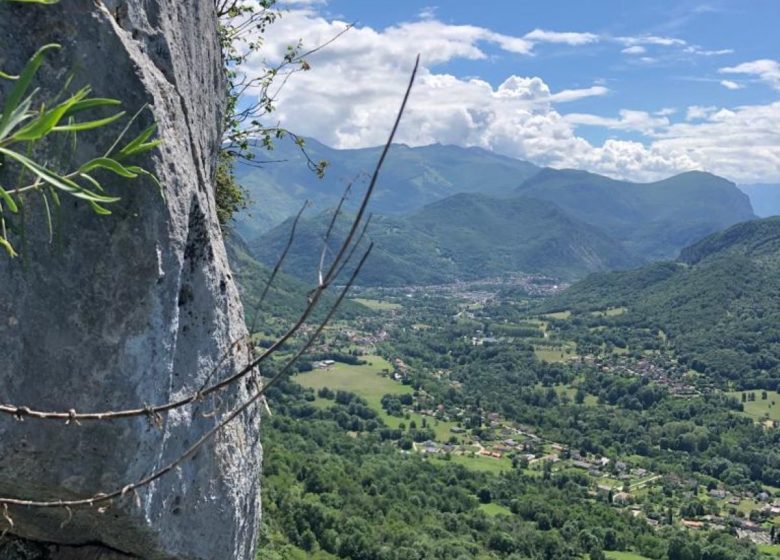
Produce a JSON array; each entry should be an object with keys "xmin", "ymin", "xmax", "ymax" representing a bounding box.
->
[
  {"xmin": 0, "ymin": 56, "xmax": 419, "ymax": 426},
  {"xmin": 0, "ymin": 245, "xmax": 372, "ymax": 509}
]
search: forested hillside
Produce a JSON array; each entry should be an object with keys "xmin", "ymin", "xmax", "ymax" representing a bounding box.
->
[
  {"xmin": 250, "ymin": 194, "xmax": 637, "ymax": 285},
  {"xmin": 238, "ymin": 145, "xmax": 756, "ymax": 285},
  {"xmin": 516, "ymin": 169, "xmax": 755, "ymax": 260},
  {"xmin": 233, "ymin": 138, "xmax": 539, "ymax": 239},
  {"xmin": 543, "ymin": 217, "xmax": 780, "ymax": 388}
]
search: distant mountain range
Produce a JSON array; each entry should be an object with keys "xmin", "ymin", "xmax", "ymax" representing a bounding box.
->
[
  {"xmin": 738, "ymin": 184, "xmax": 780, "ymax": 218},
  {"xmin": 517, "ymin": 169, "xmax": 754, "ymax": 260},
  {"xmin": 233, "ymin": 137, "xmax": 539, "ymax": 239},
  {"xmin": 249, "ymin": 194, "xmax": 637, "ymax": 286},
  {"xmin": 234, "ymin": 138, "xmax": 757, "ymax": 286},
  {"xmin": 541, "ymin": 216, "xmax": 780, "ymax": 387}
]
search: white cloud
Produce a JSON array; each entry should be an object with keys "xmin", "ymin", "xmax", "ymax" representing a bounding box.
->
[
  {"xmin": 684, "ymin": 46, "xmax": 733, "ymax": 56},
  {"xmin": 418, "ymin": 6, "xmax": 437, "ymax": 20},
  {"xmin": 655, "ymin": 107, "xmax": 677, "ymax": 116},
  {"xmin": 565, "ymin": 110, "xmax": 670, "ymax": 134},
  {"xmin": 241, "ymin": 10, "xmax": 780, "ymax": 183},
  {"xmin": 523, "ymin": 28, "xmax": 599, "ymax": 45},
  {"xmin": 686, "ymin": 105, "xmax": 717, "ymax": 121},
  {"xmin": 720, "ymin": 59, "xmax": 780, "ymax": 90},
  {"xmin": 617, "ymin": 35, "xmax": 687, "ymax": 47},
  {"xmin": 622, "ymin": 45, "xmax": 646, "ymax": 55},
  {"xmin": 720, "ymin": 79, "xmax": 742, "ymax": 90}
]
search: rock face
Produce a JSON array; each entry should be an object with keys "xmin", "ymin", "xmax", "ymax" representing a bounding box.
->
[{"xmin": 0, "ymin": 2, "xmax": 261, "ymax": 559}]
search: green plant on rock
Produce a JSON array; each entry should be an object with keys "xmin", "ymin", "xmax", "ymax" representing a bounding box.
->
[{"xmin": 0, "ymin": 43, "xmax": 161, "ymax": 257}]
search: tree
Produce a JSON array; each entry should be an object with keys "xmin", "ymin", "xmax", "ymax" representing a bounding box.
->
[{"xmin": 212, "ymin": 0, "xmax": 338, "ymax": 225}]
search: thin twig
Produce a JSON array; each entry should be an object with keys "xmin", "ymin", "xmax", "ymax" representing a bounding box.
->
[
  {"xmin": 0, "ymin": 245, "xmax": 372, "ymax": 509},
  {"xmin": 0, "ymin": 56, "xmax": 419, "ymax": 426}
]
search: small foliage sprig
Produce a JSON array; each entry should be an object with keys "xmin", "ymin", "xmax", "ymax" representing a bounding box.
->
[{"xmin": 0, "ymin": 43, "xmax": 161, "ymax": 257}]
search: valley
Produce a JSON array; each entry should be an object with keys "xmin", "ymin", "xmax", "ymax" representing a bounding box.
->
[{"xmin": 239, "ymin": 217, "xmax": 780, "ymax": 559}]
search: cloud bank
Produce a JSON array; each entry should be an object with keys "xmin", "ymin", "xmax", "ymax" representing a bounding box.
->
[{"xmin": 241, "ymin": 9, "xmax": 780, "ymax": 183}]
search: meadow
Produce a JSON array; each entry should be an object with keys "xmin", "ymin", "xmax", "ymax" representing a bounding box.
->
[{"xmin": 295, "ymin": 355, "xmax": 458, "ymax": 441}]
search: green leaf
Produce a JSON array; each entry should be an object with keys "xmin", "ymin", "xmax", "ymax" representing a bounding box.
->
[
  {"xmin": 87, "ymin": 199, "xmax": 112, "ymax": 215},
  {"xmin": 61, "ymin": 97, "xmax": 121, "ymax": 117},
  {"xmin": 78, "ymin": 173, "xmax": 104, "ymax": 192},
  {"xmin": 0, "ymin": 236, "xmax": 17, "ymax": 258},
  {"xmin": 0, "ymin": 44, "xmax": 60, "ymax": 136},
  {"xmin": 126, "ymin": 165, "xmax": 163, "ymax": 195},
  {"xmin": 0, "ymin": 147, "xmax": 120, "ymax": 204},
  {"xmin": 0, "ymin": 90, "xmax": 35, "ymax": 141},
  {"xmin": 79, "ymin": 157, "xmax": 138, "ymax": 178},
  {"xmin": 11, "ymin": 87, "xmax": 89, "ymax": 141},
  {"xmin": 0, "ymin": 186, "xmax": 18, "ymax": 213},
  {"xmin": 53, "ymin": 110, "xmax": 125, "ymax": 132},
  {"xmin": 117, "ymin": 124, "xmax": 160, "ymax": 158},
  {"xmin": 0, "ymin": 70, "xmax": 18, "ymax": 81}
]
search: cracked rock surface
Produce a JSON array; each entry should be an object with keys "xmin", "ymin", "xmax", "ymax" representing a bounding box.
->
[{"xmin": 0, "ymin": 2, "xmax": 261, "ymax": 558}]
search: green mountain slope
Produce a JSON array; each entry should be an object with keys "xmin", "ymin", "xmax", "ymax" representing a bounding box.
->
[
  {"xmin": 516, "ymin": 168, "xmax": 755, "ymax": 260},
  {"xmin": 250, "ymin": 193, "xmax": 638, "ymax": 286},
  {"xmin": 232, "ymin": 137, "xmax": 539, "ymax": 239},
  {"xmin": 225, "ymin": 232, "xmax": 367, "ymax": 331},
  {"xmin": 544, "ymin": 216, "xmax": 780, "ymax": 387}
]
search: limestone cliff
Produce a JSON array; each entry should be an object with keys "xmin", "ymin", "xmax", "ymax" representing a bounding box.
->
[{"xmin": 0, "ymin": 1, "xmax": 261, "ymax": 558}]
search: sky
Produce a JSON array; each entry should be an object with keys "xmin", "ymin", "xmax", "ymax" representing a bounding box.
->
[{"xmin": 242, "ymin": 0, "xmax": 780, "ymax": 184}]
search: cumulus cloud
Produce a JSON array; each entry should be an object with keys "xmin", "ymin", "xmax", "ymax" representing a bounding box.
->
[
  {"xmin": 686, "ymin": 105, "xmax": 718, "ymax": 121},
  {"xmin": 241, "ymin": 10, "xmax": 780, "ymax": 183},
  {"xmin": 720, "ymin": 59, "xmax": 780, "ymax": 90}
]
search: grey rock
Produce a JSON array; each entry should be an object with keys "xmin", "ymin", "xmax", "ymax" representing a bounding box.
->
[{"xmin": 0, "ymin": 2, "xmax": 260, "ymax": 559}]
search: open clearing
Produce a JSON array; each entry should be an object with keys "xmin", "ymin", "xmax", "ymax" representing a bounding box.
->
[
  {"xmin": 436, "ymin": 453, "xmax": 512, "ymax": 474},
  {"xmin": 605, "ymin": 553, "xmax": 651, "ymax": 560},
  {"xmin": 591, "ymin": 307, "xmax": 628, "ymax": 317},
  {"xmin": 759, "ymin": 544, "xmax": 780, "ymax": 557},
  {"xmin": 727, "ymin": 390, "xmax": 780, "ymax": 424},
  {"xmin": 295, "ymin": 356, "xmax": 458, "ymax": 441},
  {"xmin": 534, "ymin": 342, "xmax": 577, "ymax": 362},
  {"xmin": 351, "ymin": 298, "xmax": 402, "ymax": 311},
  {"xmin": 543, "ymin": 310, "xmax": 571, "ymax": 320},
  {"xmin": 479, "ymin": 502, "xmax": 512, "ymax": 516}
]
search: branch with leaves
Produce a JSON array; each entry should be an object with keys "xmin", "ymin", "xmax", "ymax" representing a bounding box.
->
[{"xmin": 0, "ymin": 43, "xmax": 160, "ymax": 257}]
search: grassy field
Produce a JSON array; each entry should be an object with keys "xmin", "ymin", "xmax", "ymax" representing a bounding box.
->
[
  {"xmin": 591, "ymin": 307, "xmax": 628, "ymax": 318},
  {"xmin": 437, "ymin": 453, "xmax": 512, "ymax": 474},
  {"xmin": 534, "ymin": 342, "xmax": 577, "ymax": 362},
  {"xmin": 727, "ymin": 390, "xmax": 780, "ymax": 424},
  {"xmin": 295, "ymin": 356, "xmax": 458, "ymax": 441},
  {"xmin": 543, "ymin": 310, "xmax": 571, "ymax": 320},
  {"xmin": 351, "ymin": 298, "xmax": 402, "ymax": 311},
  {"xmin": 605, "ymin": 552, "xmax": 651, "ymax": 560},
  {"xmin": 479, "ymin": 502, "xmax": 512, "ymax": 516},
  {"xmin": 552, "ymin": 383, "xmax": 598, "ymax": 406},
  {"xmin": 758, "ymin": 544, "xmax": 780, "ymax": 557}
]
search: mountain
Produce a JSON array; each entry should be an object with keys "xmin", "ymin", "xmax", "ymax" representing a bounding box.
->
[
  {"xmin": 232, "ymin": 137, "xmax": 539, "ymax": 238},
  {"xmin": 738, "ymin": 184, "xmax": 780, "ymax": 217},
  {"xmin": 250, "ymin": 193, "xmax": 638, "ymax": 286},
  {"xmin": 516, "ymin": 168, "xmax": 756, "ymax": 260},
  {"xmin": 542, "ymin": 216, "xmax": 780, "ymax": 387},
  {"xmin": 225, "ymin": 232, "xmax": 367, "ymax": 328}
]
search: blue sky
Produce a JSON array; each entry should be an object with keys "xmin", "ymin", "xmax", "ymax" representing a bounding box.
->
[{"xmin": 250, "ymin": 0, "xmax": 780, "ymax": 183}]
